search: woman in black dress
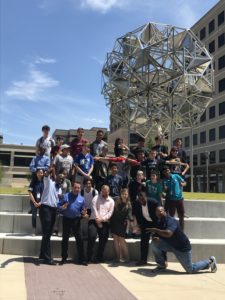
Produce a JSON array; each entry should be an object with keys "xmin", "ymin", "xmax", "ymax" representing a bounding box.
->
[{"xmin": 110, "ymin": 188, "xmax": 133, "ymax": 262}]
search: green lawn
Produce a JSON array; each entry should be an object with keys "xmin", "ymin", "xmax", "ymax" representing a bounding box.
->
[
  {"xmin": 184, "ymin": 192, "xmax": 225, "ymax": 200},
  {"xmin": 0, "ymin": 186, "xmax": 224, "ymax": 200},
  {"xmin": 0, "ymin": 186, "xmax": 28, "ymax": 195}
]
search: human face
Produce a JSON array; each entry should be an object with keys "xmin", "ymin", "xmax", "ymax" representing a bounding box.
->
[
  {"xmin": 42, "ymin": 129, "xmax": 49, "ymax": 137},
  {"xmin": 136, "ymin": 172, "xmax": 144, "ymax": 182},
  {"xmin": 85, "ymin": 180, "xmax": 92, "ymax": 192},
  {"xmin": 96, "ymin": 131, "xmax": 104, "ymax": 142},
  {"xmin": 138, "ymin": 192, "xmax": 147, "ymax": 205},
  {"xmin": 155, "ymin": 206, "xmax": 166, "ymax": 219},
  {"xmin": 56, "ymin": 174, "xmax": 65, "ymax": 185},
  {"xmin": 121, "ymin": 190, "xmax": 128, "ymax": 203},
  {"xmin": 111, "ymin": 166, "xmax": 118, "ymax": 175},
  {"xmin": 101, "ymin": 185, "xmax": 110, "ymax": 198},
  {"xmin": 171, "ymin": 149, "xmax": 178, "ymax": 157},
  {"xmin": 149, "ymin": 150, "xmax": 156, "ymax": 159},
  {"xmin": 151, "ymin": 174, "xmax": 157, "ymax": 183},
  {"xmin": 72, "ymin": 182, "xmax": 81, "ymax": 195},
  {"xmin": 163, "ymin": 168, "xmax": 171, "ymax": 179},
  {"xmin": 36, "ymin": 169, "xmax": 44, "ymax": 180},
  {"xmin": 175, "ymin": 139, "xmax": 182, "ymax": 147},
  {"xmin": 137, "ymin": 152, "xmax": 145, "ymax": 161},
  {"xmin": 77, "ymin": 128, "xmax": 84, "ymax": 138}
]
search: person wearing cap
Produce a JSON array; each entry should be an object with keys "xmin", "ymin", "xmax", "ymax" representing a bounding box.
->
[
  {"xmin": 36, "ymin": 125, "xmax": 55, "ymax": 157},
  {"xmin": 52, "ymin": 144, "xmax": 73, "ymax": 181},
  {"xmin": 70, "ymin": 128, "xmax": 89, "ymax": 158}
]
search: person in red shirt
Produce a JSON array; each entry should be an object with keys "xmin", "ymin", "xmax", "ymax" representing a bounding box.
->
[{"xmin": 70, "ymin": 127, "xmax": 89, "ymax": 158}]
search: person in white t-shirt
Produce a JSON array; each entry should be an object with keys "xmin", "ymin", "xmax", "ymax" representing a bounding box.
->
[{"xmin": 36, "ymin": 125, "xmax": 55, "ymax": 157}]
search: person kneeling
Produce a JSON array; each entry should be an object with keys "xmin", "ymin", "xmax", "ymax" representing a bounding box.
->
[{"xmin": 147, "ymin": 206, "xmax": 217, "ymax": 274}]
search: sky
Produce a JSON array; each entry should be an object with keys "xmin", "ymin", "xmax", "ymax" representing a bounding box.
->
[{"xmin": 0, "ymin": 0, "xmax": 220, "ymax": 145}]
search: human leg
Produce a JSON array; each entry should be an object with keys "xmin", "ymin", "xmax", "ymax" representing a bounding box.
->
[
  {"xmin": 61, "ymin": 217, "xmax": 71, "ymax": 261},
  {"xmin": 39, "ymin": 205, "xmax": 56, "ymax": 261},
  {"xmin": 112, "ymin": 234, "xmax": 121, "ymax": 261},
  {"xmin": 119, "ymin": 236, "xmax": 129, "ymax": 262},
  {"xmin": 176, "ymin": 199, "xmax": 185, "ymax": 231},
  {"xmin": 97, "ymin": 223, "xmax": 109, "ymax": 261},
  {"xmin": 87, "ymin": 220, "xmax": 98, "ymax": 261},
  {"xmin": 72, "ymin": 217, "xmax": 85, "ymax": 263}
]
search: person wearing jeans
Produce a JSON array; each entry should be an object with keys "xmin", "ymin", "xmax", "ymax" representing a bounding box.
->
[{"xmin": 147, "ymin": 206, "xmax": 217, "ymax": 273}]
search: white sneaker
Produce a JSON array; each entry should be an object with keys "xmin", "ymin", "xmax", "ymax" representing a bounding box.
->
[{"xmin": 209, "ymin": 256, "xmax": 217, "ymax": 273}]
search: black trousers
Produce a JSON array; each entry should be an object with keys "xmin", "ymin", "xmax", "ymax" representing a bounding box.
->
[
  {"xmin": 39, "ymin": 204, "xmax": 57, "ymax": 261},
  {"xmin": 61, "ymin": 216, "xmax": 84, "ymax": 263},
  {"xmin": 140, "ymin": 220, "xmax": 154, "ymax": 262},
  {"xmin": 87, "ymin": 220, "xmax": 109, "ymax": 261}
]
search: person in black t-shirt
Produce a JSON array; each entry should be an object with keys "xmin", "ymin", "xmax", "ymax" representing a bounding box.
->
[
  {"xmin": 147, "ymin": 206, "xmax": 217, "ymax": 273},
  {"xmin": 152, "ymin": 135, "xmax": 168, "ymax": 160}
]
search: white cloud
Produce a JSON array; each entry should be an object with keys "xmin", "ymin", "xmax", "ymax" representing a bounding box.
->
[
  {"xmin": 83, "ymin": 117, "xmax": 104, "ymax": 124},
  {"xmin": 5, "ymin": 63, "xmax": 59, "ymax": 101},
  {"xmin": 80, "ymin": 0, "xmax": 127, "ymax": 13},
  {"xmin": 34, "ymin": 56, "xmax": 56, "ymax": 64}
]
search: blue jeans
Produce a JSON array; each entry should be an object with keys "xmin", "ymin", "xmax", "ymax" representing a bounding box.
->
[{"xmin": 151, "ymin": 239, "xmax": 210, "ymax": 273}]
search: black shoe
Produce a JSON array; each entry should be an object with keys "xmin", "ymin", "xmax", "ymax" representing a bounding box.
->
[
  {"xmin": 136, "ymin": 260, "xmax": 147, "ymax": 266},
  {"xmin": 78, "ymin": 261, "xmax": 88, "ymax": 266},
  {"xmin": 59, "ymin": 259, "xmax": 67, "ymax": 265},
  {"xmin": 43, "ymin": 259, "xmax": 56, "ymax": 265}
]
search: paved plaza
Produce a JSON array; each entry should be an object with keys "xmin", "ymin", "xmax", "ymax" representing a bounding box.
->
[{"xmin": 0, "ymin": 254, "xmax": 225, "ymax": 300}]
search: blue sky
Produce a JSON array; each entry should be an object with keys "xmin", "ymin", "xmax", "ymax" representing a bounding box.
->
[{"xmin": 0, "ymin": 0, "xmax": 219, "ymax": 145}]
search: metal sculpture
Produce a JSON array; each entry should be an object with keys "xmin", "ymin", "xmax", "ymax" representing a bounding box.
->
[{"xmin": 102, "ymin": 22, "xmax": 213, "ymax": 140}]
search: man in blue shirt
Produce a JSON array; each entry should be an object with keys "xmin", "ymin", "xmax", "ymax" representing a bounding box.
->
[
  {"xmin": 162, "ymin": 166, "xmax": 186, "ymax": 230},
  {"xmin": 147, "ymin": 206, "xmax": 217, "ymax": 274},
  {"xmin": 58, "ymin": 182, "xmax": 88, "ymax": 265}
]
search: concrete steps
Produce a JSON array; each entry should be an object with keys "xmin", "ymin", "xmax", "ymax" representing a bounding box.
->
[{"xmin": 0, "ymin": 194, "xmax": 225, "ymax": 262}]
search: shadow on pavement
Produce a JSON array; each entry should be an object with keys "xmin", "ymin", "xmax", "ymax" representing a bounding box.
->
[{"xmin": 0, "ymin": 256, "xmax": 40, "ymax": 268}]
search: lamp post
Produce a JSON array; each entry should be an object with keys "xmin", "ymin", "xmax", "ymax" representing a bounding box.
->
[{"xmin": 205, "ymin": 151, "xmax": 210, "ymax": 193}]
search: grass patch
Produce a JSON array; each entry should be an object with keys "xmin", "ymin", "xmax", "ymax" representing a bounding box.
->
[
  {"xmin": 184, "ymin": 192, "xmax": 225, "ymax": 200},
  {"xmin": 0, "ymin": 186, "xmax": 28, "ymax": 195}
]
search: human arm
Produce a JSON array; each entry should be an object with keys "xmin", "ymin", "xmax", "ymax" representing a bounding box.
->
[
  {"xmin": 181, "ymin": 163, "xmax": 189, "ymax": 176},
  {"xmin": 145, "ymin": 227, "xmax": 173, "ymax": 238}
]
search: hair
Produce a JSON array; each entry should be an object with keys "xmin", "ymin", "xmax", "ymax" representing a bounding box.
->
[
  {"xmin": 56, "ymin": 136, "xmax": 63, "ymax": 141},
  {"xmin": 42, "ymin": 125, "xmax": 50, "ymax": 131},
  {"xmin": 150, "ymin": 171, "xmax": 159, "ymax": 177},
  {"xmin": 136, "ymin": 170, "xmax": 144, "ymax": 176},
  {"xmin": 72, "ymin": 181, "xmax": 81, "ymax": 186},
  {"xmin": 175, "ymin": 138, "xmax": 182, "ymax": 143},
  {"xmin": 138, "ymin": 136, "xmax": 145, "ymax": 142},
  {"xmin": 83, "ymin": 177, "xmax": 93, "ymax": 186},
  {"xmin": 155, "ymin": 135, "xmax": 162, "ymax": 141},
  {"xmin": 97, "ymin": 130, "xmax": 104, "ymax": 135},
  {"xmin": 114, "ymin": 188, "xmax": 131, "ymax": 211},
  {"xmin": 110, "ymin": 163, "xmax": 118, "ymax": 169},
  {"xmin": 114, "ymin": 138, "xmax": 123, "ymax": 157}
]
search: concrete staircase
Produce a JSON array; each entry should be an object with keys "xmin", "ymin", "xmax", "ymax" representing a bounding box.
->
[{"xmin": 0, "ymin": 195, "xmax": 225, "ymax": 262}]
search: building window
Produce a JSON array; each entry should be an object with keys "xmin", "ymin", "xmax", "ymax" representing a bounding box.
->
[
  {"xmin": 200, "ymin": 153, "xmax": 206, "ymax": 165},
  {"xmin": 200, "ymin": 111, "xmax": 206, "ymax": 122},
  {"xmin": 208, "ymin": 40, "xmax": 215, "ymax": 53},
  {"xmin": 218, "ymin": 55, "xmax": 225, "ymax": 70},
  {"xmin": 14, "ymin": 157, "xmax": 32, "ymax": 167},
  {"xmin": 209, "ymin": 106, "xmax": 215, "ymax": 119},
  {"xmin": 0, "ymin": 151, "xmax": 11, "ymax": 166},
  {"xmin": 218, "ymin": 33, "xmax": 225, "ymax": 48},
  {"xmin": 210, "ymin": 151, "xmax": 216, "ymax": 164},
  {"xmin": 208, "ymin": 19, "xmax": 215, "ymax": 34},
  {"xmin": 219, "ymin": 78, "xmax": 225, "ymax": 93},
  {"xmin": 219, "ymin": 125, "xmax": 225, "ymax": 139},
  {"xmin": 219, "ymin": 149, "xmax": 225, "ymax": 162},
  {"xmin": 200, "ymin": 27, "xmax": 206, "ymax": 40},
  {"xmin": 200, "ymin": 131, "xmax": 206, "ymax": 144},
  {"xmin": 193, "ymin": 154, "xmax": 198, "ymax": 166},
  {"xmin": 218, "ymin": 11, "xmax": 225, "ymax": 26},
  {"xmin": 209, "ymin": 128, "xmax": 216, "ymax": 141},
  {"xmin": 184, "ymin": 136, "xmax": 190, "ymax": 148},
  {"xmin": 193, "ymin": 134, "xmax": 198, "ymax": 146},
  {"xmin": 219, "ymin": 101, "xmax": 225, "ymax": 115}
]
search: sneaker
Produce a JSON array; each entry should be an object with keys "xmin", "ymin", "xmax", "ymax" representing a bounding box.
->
[
  {"xmin": 152, "ymin": 265, "xmax": 167, "ymax": 273},
  {"xmin": 209, "ymin": 256, "xmax": 217, "ymax": 273}
]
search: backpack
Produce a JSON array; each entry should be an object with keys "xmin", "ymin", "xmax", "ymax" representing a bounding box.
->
[{"xmin": 81, "ymin": 189, "xmax": 96, "ymax": 197}]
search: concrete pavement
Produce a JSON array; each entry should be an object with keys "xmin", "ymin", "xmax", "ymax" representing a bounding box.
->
[{"xmin": 0, "ymin": 254, "xmax": 224, "ymax": 300}]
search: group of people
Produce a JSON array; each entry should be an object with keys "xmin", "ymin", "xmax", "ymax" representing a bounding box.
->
[{"xmin": 27, "ymin": 125, "xmax": 217, "ymax": 274}]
